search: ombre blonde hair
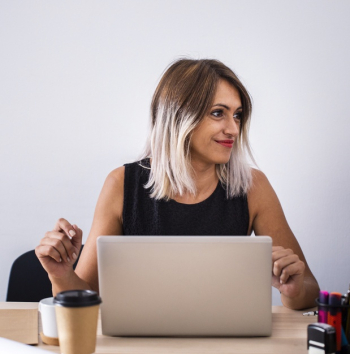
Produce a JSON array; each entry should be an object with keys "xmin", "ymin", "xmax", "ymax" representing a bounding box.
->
[{"xmin": 141, "ymin": 58, "xmax": 255, "ymax": 200}]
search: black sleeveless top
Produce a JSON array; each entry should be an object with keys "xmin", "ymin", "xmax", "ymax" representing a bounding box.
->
[{"xmin": 122, "ymin": 159, "xmax": 249, "ymax": 235}]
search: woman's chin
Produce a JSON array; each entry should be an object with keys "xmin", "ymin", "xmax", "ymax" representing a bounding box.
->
[
  {"xmin": 191, "ymin": 152, "xmax": 231, "ymax": 166},
  {"xmin": 214, "ymin": 153, "xmax": 232, "ymax": 165},
  {"xmin": 217, "ymin": 159, "xmax": 230, "ymax": 165},
  {"xmin": 211, "ymin": 156, "xmax": 231, "ymax": 165}
]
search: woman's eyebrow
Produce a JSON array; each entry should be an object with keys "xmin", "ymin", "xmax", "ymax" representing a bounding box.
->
[{"xmin": 212, "ymin": 103, "xmax": 243, "ymax": 111}]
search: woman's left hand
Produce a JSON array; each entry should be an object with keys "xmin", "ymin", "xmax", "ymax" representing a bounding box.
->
[{"xmin": 272, "ymin": 246, "xmax": 306, "ymax": 299}]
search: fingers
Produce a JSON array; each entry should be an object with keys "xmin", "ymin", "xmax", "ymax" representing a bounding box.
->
[
  {"xmin": 53, "ymin": 218, "xmax": 77, "ymax": 239},
  {"xmin": 41, "ymin": 231, "xmax": 76, "ymax": 263},
  {"xmin": 70, "ymin": 224, "xmax": 83, "ymax": 250},
  {"xmin": 273, "ymin": 254, "xmax": 298, "ymax": 276},
  {"xmin": 272, "ymin": 246, "xmax": 284, "ymax": 252},
  {"xmin": 53, "ymin": 218, "xmax": 82, "ymax": 255},
  {"xmin": 272, "ymin": 247, "xmax": 305, "ymax": 284},
  {"xmin": 272, "ymin": 247, "xmax": 292, "ymax": 271},
  {"xmin": 35, "ymin": 244, "xmax": 62, "ymax": 263},
  {"xmin": 273, "ymin": 255, "xmax": 304, "ymax": 283},
  {"xmin": 278, "ymin": 262, "xmax": 305, "ymax": 284},
  {"xmin": 38, "ymin": 219, "xmax": 83, "ymax": 264}
]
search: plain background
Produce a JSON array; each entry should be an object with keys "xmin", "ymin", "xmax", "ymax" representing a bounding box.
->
[{"xmin": 1, "ymin": 1, "xmax": 349, "ymax": 305}]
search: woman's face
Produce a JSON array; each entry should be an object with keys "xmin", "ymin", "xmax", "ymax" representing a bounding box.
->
[{"xmin": 190, "ymin": 79, "xmax": 242, "ymax": 167}]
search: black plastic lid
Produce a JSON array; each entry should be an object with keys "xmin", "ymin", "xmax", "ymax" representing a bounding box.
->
[
  {"xmin": 316, "ymin": 298, "xmax": 350, "ymax": 309},
  {"xmin": 54, "ymin": 290, "xmax": 102, "ymax": 308}
]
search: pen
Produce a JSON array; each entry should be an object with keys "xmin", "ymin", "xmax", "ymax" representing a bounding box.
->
[
  {"xmin": 318, "ymin": 290, "xmax": 329, "ymax": 324},
  {"xmin": 345, "ymin": 284, "xmax": 350, "ymax": 341},
  {"xmin": 342, "ymin": 327, "xmax": 349, "ymax": 348},
  {"xmin": 327, "ymin": 292, "xmax": 342, "ymax": 352},
  {"xmin": 303, "ymin": 311, "xmax": 318, "ymax": 316}
]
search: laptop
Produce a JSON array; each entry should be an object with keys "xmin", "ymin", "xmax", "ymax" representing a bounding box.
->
[{"xmin": 97, "ymin": 236, "xmax": 272, "ymax": 337}]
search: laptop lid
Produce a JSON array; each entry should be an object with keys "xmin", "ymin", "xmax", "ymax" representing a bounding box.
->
[{"xmin": 97, "ymin": 236, "xmax": 272, "ymax": 337}]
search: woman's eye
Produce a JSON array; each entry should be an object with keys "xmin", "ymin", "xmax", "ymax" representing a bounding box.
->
[
  {"xmin": 211, "ymin": 109, "xmax": 243, "ymax": 120},
  {"xmin": 234, "ymin": 111, "xmax": 243, "ymax": 120},
  {"xmin": 211, "ymin": 109, "xmax": 224, "ymax": 118}
]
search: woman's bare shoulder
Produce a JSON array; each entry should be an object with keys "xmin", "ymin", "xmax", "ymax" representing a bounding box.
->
[
  {"xmin": 251, "ymin": 167, "xmax": 269, "ymax": 183},
  {"xmin": 107, "ymin": 166, "xmax": 125, "ymax": 184},
  {"xmin": 247, "ymin": 168, "xmax": 278, "ymax": 223},
  {"xmin": 95, "ymin": 166, "xmax": 125, "ymax": 219},
  {"xmin": 249, "ymin": 168, "xmax": 272, "ymax": 197},
  {"xmin": 101, "ymin": 166, "xmax": 125, "ymax": 194}
]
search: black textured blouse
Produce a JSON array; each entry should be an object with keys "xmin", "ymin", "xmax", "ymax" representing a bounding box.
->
[{"xmin": 122, "ymin": 159, "xmax": 249, "ymax": 235}]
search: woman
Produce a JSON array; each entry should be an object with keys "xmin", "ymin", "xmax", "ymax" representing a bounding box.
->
[{"xmin": 35, "ymin": 58, "xmax": 319, "ymax": 310}]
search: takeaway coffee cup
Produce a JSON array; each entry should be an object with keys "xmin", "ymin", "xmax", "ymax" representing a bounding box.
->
[
  {"xmin": 54, "ymin": 290, "xmax": 102, "ymax": 354},
  {"xmin": 38, "ymin": 297, "xmax": 59, "ymax": 345}
]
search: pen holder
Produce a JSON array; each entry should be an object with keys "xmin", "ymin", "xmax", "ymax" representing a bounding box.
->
[
  {"xmin": 316, "ymin": 298, "xmax": 350, "ymax": 324},
  {"xmin": 316, "ymin": 298, "xmax": 350, "ymax": 353}
]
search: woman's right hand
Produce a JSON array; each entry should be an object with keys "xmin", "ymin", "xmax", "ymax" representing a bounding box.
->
[{"xmin": 35, "ymin": 218, "xmax": 83, "ymax": 280}]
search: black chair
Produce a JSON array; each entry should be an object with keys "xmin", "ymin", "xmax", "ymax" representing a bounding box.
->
[{"xmin": 6, "ymin": 246, "xmax": 84, "ymax": 302}]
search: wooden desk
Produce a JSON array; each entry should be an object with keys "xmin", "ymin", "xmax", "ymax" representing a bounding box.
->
[{"xmin": 36, "ymin": 306, "xmax": 316, "ymax": 354}]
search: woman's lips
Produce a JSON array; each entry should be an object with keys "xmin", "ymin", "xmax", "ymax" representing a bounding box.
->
[{"xmin": 215, "ymin": 140, "xmax": 234, "ymax": 148}]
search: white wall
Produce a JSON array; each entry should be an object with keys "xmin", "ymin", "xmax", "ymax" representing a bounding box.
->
[{"xmin": 1, "ymin": 0, "xmax": 349, "ymax": 304}]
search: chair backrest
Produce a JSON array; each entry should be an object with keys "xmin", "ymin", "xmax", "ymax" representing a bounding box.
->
[{"xmin": 6, "ymin": 246, "xmax": 84, "ymax": 302}]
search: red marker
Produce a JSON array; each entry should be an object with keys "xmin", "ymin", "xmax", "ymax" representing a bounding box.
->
[
  {"xmin": 327, "ymin": 292, "xmax": 342, "ymax": 352},
  {"xmin": 318, "ymin": 290, "xmax": 329, "ymax": 323}
]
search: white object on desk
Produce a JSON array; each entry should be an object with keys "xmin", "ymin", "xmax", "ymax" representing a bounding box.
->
[
  {"xmin": 38, "ymin": 297, "xmax": 58, "ymax": 339},
  {"xmin": 0, "ymin": 337, "xmax": 53, "ymax": 353}
]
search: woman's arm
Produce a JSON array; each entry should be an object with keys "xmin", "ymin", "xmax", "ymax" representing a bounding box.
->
[
  {"xmin": 36, "ymin": 166, "xmax": 125, "ymax": 296},
  {"xmin": 247, "ymin": 169, "xmax": 320, "ymax": 310},
  {"xmin": 73, "ymin": 166, "xmax": 124, "ymax": 293}
]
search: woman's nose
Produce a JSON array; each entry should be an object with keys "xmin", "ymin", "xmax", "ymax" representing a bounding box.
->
[{"xmin": 223, "ymin": 118, "xmax": 240, "ymax": 137}]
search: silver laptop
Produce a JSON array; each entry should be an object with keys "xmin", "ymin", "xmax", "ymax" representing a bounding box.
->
[{"xmin": 97, "ymin": 236, "xmax": 272, "ymax": 337}]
